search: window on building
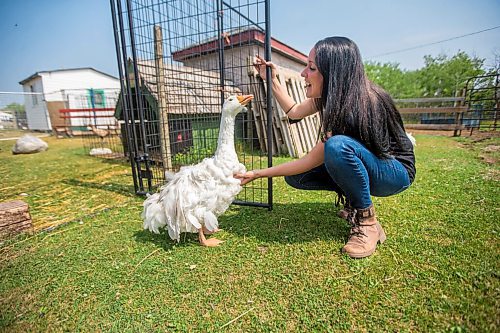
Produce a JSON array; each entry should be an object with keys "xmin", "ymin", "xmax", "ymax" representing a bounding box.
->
[
  {"xmin": 88, "ymin": 89, "xmax": 106, "ymax": 108},
  {"xmin": 30, "ymin": 85, "xmax": 38, "ymax": 105}
]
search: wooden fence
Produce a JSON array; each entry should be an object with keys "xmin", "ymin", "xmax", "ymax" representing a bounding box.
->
[
  {"xmin": 247, "ymin": 58, "xmax": 319, "ymax": 157},
  {"xmin": 395, "ymin": 94, "xmax": 468, "ymax": 136}
]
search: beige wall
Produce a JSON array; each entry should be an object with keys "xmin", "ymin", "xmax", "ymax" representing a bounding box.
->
[{"xmin": 178, "ymin": 44, "xmax": 306, "ymax": 93}]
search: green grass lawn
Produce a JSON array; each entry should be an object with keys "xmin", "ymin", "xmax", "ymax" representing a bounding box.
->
[{"xmin": 0, "ymin": 133, "xmax": 498, "ymax": 332}]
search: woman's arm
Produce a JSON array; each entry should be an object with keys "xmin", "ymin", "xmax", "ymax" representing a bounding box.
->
[
  {"xmin": 254, "ymin": 55, "xmax": 318, "ymax": 120},
  {"xmin": 236, "ymin": 141, "xmax": 325, "ymax": 185}
]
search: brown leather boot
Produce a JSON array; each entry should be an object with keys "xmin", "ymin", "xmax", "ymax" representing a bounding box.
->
[
  {"xmin": 342, "ymin": 205, "xmax": 386, "ymax": 259},
  {"xmin": 336, "ymin": 202, "xmax": 352, "ymax": 220}
]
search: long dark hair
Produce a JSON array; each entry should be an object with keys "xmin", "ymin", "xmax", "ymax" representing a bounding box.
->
[{"xmin": 314, "ymin": 37, "xmax": 406, "ymax": 158}]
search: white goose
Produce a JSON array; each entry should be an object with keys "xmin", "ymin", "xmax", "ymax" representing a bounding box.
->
[{"xmin": 142, "ymin": 95, "xmax": 253, "ymax": 246}]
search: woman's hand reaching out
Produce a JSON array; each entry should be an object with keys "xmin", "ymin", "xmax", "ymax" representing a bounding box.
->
[{"xmin": 234, "ymin": 170, "xmax": 261, "ymax": 186}]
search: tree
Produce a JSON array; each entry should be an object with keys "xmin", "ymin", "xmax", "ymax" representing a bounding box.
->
[
  {"xmin": 365, "ymin": 51, "xmax": 487, "ymax": 99},
  {"xmin": 415, "ymin": 51, "xmax": 485, "ymax": 97},
  {"xmin": 2, "ymin": 102, "xmax": 25, "ymax": 115},
  {"xmin": 365, "ymin": 61, "xmax": 422, "ymax": 98}
]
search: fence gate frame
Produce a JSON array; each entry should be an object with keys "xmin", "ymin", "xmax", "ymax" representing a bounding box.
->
[{"xmin": 110, "ymin": 0, "xmax": 274, "ymax": 209}]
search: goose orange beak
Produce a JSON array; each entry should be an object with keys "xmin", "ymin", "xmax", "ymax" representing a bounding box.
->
[{"xmin": 237, "ymin": 94, "xmax": 254, "ymax": 106}]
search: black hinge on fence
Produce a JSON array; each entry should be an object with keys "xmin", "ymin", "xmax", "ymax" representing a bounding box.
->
[
  {"xmin": 139, "ymin": 169, "xmax": 153, "ymax": 181},
  {"xmin": 134, "ymin": 154, "xmax": 153, "ymax": 193}
]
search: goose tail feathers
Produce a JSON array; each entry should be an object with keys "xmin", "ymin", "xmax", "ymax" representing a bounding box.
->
[{"xmin": 142, "ymin": 193, "xmax": 168, "ymax": 235}]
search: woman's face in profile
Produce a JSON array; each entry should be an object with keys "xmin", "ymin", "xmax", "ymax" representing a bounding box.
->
[{"xmin": 301, "ymin": 48, "xmax": 323, "ymax": 98}]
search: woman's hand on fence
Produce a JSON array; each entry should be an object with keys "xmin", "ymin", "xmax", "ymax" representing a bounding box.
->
[
  {"xmin": 234, "ymin": 170, "xmax": 261, "ymax": 185},
  {"xmin": 254, "ymin": 55, "xmax": 277, "ymax": 81}
]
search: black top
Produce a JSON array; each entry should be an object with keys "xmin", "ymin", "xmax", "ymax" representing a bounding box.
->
[{"xmin": 390, "ymin": 131, "xmax": 416, "ymax": 183}]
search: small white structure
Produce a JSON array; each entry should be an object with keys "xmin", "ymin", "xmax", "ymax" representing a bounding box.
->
[
  {"xmin": 19, "ymin": 68, "xmax": 120, "ymax": 131},
  {"xmin": 0, "ymin": 111, "xmax": 14, "ymax": 122},
  {"xmin": 0, "ymin": 110, "xmax": 15, "ymax": 129}
]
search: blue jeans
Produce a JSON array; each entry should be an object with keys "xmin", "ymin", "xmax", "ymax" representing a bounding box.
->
[{"xmin": 284, "ymin": 135, "xmax": 411, "ymax": 209}]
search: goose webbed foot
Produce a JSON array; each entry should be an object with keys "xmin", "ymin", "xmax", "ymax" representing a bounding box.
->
[{"xmin": 198, "ymin": 229, "xmax": 224, "ymax": 247}]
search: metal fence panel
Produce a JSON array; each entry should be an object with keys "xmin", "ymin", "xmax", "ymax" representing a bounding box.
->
[{"xmin": 110, "ymin": 0, "xmax": 272, "ymax": 208}]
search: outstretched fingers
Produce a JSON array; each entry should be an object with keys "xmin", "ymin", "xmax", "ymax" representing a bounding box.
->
[
  {"xmin": 234, "ymin": 170, "xmax": 258, "ymax": 185},
  {"xmin": 253, "ymin": 54, "xmax": 276, "ymax": 79}
]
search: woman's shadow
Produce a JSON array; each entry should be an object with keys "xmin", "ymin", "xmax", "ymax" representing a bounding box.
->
[
  {"xmin": 222, "ymin": 202, "xmax": 349, "ymax": 244},
  {"xmin": 133, "ymin": 202, "xmax": 349, "ymax": 248}
]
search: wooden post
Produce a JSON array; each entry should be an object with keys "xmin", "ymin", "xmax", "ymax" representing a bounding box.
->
[
  {"xmin": 494, "ymin": 74, "xmax": 499, "ymax": 131},
  {"xmin": 154, "ymin": 25, "xmax": 172, "ymax": 170},
  {"xmin": 0, "ymin": 200, "xmax": 32, "ymax": 238},
  {"xmin": 453, "ymin": 89, "xmax": 466, "ymax": 137}
]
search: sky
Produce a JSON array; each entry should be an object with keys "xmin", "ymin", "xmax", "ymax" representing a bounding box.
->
[{"xmin": 0, "ymin": 0, "xmax": 499, "ymax": 108}]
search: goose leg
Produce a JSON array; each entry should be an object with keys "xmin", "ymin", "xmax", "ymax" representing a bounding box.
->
[
  {"xmin": 202, "ymin": 226, "xmax": 222, "ymax": 235},
  {"xmin": 198, "ymin": 229, "xmax": 224, "ymax": 247}
]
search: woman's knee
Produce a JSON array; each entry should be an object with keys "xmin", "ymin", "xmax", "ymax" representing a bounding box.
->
[
  {"xmin": 325, "ymin": 135, "xmax": 351, "ymax": 151},
  {"xmin": 284, "ymin": 175, "xmax": 299, "ymax": 188},
  {"xmin": 324, "ymin": 135, "xmax": 353, "ymax": 162}
]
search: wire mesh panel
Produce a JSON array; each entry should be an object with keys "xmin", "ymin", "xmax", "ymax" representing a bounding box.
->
[
  {"xmin": 464, "ymin": 73, "xmax": 499, "ymax": 132},
  {"xmin": 110, "ymin": 0, "xmax": 272, "ymax": 208},
  {"xmin": 57, "ymin": 89, "xmax": 124, "ymax": 158}
]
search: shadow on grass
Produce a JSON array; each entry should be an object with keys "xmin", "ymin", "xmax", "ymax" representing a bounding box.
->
[
  {"xmin": 63, "ymin": 178, "xmax": 135, "ymax": 196},
  {"xmin": 133, "ymin": 202, "xmax": 349, "ymax": 249},
  {"xmin": 223, "ymin": 202, "xmax": 349, "ymax": 244},
  {"xmin": 133, "ymin": 228, "xmax": 200, "ymax": 250},
  {"xmin": 98, "ymin": 157, "xmax": 129, "ymax": 166}
]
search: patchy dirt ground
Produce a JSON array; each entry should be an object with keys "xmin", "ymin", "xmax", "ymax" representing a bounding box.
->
[
  {"xmin": 459, "ymin": 129, "xmax": 500, "ymax": 142},
  {"xmin": 454, "ymin": 130, "xmax": 499, "ymax": 166},
  {"xmin": 410, "ymin": 129, "xmax": 498, "ymax": 139}
]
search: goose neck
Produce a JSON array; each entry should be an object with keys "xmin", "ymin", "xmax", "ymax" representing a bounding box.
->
[{"xmin": 215, "ymin": 113, "xmax": 236, "ymax": 159}]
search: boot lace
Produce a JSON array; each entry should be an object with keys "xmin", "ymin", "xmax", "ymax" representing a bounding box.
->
[{"xmin": 347, "ymin": 209, "xmax": 367, "ymax": 242}]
